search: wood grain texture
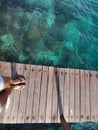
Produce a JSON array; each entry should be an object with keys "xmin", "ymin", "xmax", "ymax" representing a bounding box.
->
[
  {"xmin": 96, "ymin": 72, "xmax": 98, "ymax": 120},
  {"xmin": 45, "ymin": 67, "xmax": 54, "ymax": 123},
  {"xmin": 90, "ymin": 71, "xmax": 97, "ymax": 121},
  {"xmin": 25, "ymin": 65, "xmax": 36, "ymax": 123},
  {"xmin": 69, "ymin": 69, "xmax": 75, "ymax": 122},
  {"xmin": 80, "ymin": 70, "xmax": 86, "ymax": 122},
  {"xmin": 51, "ymin": 68, "xmax": 58, "ymax": 123},
  {"xmin": 32, "ymin": 66, "xmax": 42, "ymax": 123},
  {"xmin": 10, "ymin": 63, "xmax": 24, "ymax": 123},
  {"xmin": 85, "ymin": 70, "xmax": 90, "ymax": 121},
  {"xmin": 58, "ymin": 68, "xmax": 65, "ymax": 122},
  {"xmin": 17, "ymin": 64, "xmax": 30, "ymax": 123},
  {"xmin": 74, "ymin": 69, "xmax": 80, "ymax": 122},
  {"xmin": 38, "ymin": 66, "xmax": 48, "ymax": 123},
  {"xmin": 64, "ymin": 68, "xmax": 70, "ymax": 122}
]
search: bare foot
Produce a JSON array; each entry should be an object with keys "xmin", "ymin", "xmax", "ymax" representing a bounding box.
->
[
  {"xmin": 14, "ymin": 83, "xmax": 26, "ymax": 91},
  {"xmin": 13, "ymin": 77, "xmax": 25, "ymax": 84}
]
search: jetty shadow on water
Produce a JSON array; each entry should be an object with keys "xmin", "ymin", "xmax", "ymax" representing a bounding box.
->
[
  {"xmin": 0, "ymin": 123, "xmax": 98, "ymax": 130},
  {"xmin": 0, "ymin": 123, "xmax": 68, "ymax": 130}
]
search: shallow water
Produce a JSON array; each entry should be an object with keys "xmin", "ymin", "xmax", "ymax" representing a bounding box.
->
[
  {"xmin": 0, "ymin": 0, "xmax": 98, "ymax": 70},
  {"xmin": 0, "ymin": 0, "xmax": 98, "ymax": 129}
]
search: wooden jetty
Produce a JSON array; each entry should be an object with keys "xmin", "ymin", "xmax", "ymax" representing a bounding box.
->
[{"xmin": 0, "ymin": 61, "xmax": 98, "ymax": 123}]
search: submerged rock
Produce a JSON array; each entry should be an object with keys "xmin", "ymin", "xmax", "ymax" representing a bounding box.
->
[
  {"xmin": 0, "ymin": 34, "xmax": 15, "ymax": 50},
  {"xmin": 34, "ymin": 51, "xmax": 58, "ymax": 66},
  {"xmin": 19, "ymin": 53, "xmax": 29, "ymax": 62},
  {"xmin": 63, "ymin": 21, "xmax": 81, "ymax": 43},
  {"xmin": 58, "ymin": 40, "xmax": 77, "ymax": 67},
  {"xmin": 46, "ymin": 11, "xmax": 55, "ymax": 28},
  {"xmin": 65, "ymin": 41, "xmax": 75, "ymax": 51},
  {"xmin": 1, "ymin": 34, "xmax": 14, "ymax": 44},
  {"xmin": 23, "ymin": 11, "xmax": 47, "ymax": 46}
]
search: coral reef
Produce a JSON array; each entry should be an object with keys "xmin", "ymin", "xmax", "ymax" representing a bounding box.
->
[
  {"xmin": 34, "ymin": 50, "xmax": 58, "ymax": 66},
  {"xmin": 0, "ymin": 34, "xmax": 15, "ymax": 51}
]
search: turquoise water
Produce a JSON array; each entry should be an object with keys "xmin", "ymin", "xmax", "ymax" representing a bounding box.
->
[
  {"xmin": 0, "ymin": 0, "xmax": 98, "ymax": 70},
  {"xmin": 0, "ymin": 0, "xmax": 98, "ymax": 129}
]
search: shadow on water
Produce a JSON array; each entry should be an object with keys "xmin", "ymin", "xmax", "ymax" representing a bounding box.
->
[
  {"xmin": 0, "ymin": 123, "xmax": 98, "ymax": 130},
  {"xmin": 0, "ymin": 123, "xmax": 66, "ymax": 130}
]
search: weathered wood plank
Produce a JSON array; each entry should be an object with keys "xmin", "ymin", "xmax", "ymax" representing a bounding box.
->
[
  {"xmin": 0, "ymin": 62, "xmax": 5, "ymax": 123},
  {"xmin": 17, "ymin": 64, "xmax": 30, "ymax": 123},
  {"xmin": 90, "ymin": 71, "xmax": 97, "ymax": 121},
  {"xmin": 69, "ymin": 69, "xmax": 75, "ymax": 122},
  {"xmin": 0, "ymin": 62, "xmax": 5, "ymax": 75},
  {"xmin": 58, "ymin": 68, "xmax": 65, "ymax": 122},
  {"xmin": 46, "ymin": 67, "xmax": 53, "ymax": 123},
  {"xmin": 51, "ymin": 68, "xmax": 58, "ymax": 123},
  {"xmin": 10, "ymin": 63, "xmax": 24, "ymax": 123},
  {"xmin": 85, "ymin": 70, "xmax": 91, "ymax": 121},
  {"xmin": 64, "ymin": 68, "xmax": 70, "ymax": 122},
  {"xmin": 96, "ymin": 72, "xmax": 98, "ymax": 120},
  {"xmin": 3, "ymin": 62, "xmax": 13, "ymax": 123},
  {"xmin": 25, "ymin": 65, "xmax": 36, "ymax": 123},
  {"xmin": 80, "ymin": 70, "xmax": 86, "ymax": 122},
  {"xmin": 2, "ymin": 62, "xmax": 11, "ymax": 77},
  {"xmin": 39, "ymin": 66, "xmax": 48, "ymax": 123},
  {"xmin": 74, "ymin": 69, "xmax": 80, "ymax": 122},
  {"xmin": 32, "ymin": 66, "xmax": 42, "ymax": 123}
]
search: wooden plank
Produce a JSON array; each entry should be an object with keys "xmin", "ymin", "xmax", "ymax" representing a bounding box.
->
[
  {"xmin": 80, "ymin": 70, "xmax": 86, "ymax": 122},
  {"xmin": 69, "ymin": 69, "xmax": 75, "ymax": 122},
  {"xmin": 90, "ymin": 71, "xmax": 97, "ymax": 121},
  {"xmin": 38, "ymin": 66, "xmax": 48, "ymax": 123},
  {"xmin": 3, "ymin": 62, "xmax": 13, "ymax": 123},
  {"xmin": 58, "ymin": 68, "xmax": 65, "ymax": 122},
  {"xmin": 32, "ymin": 66, "xmax": 42, "ymax": 123},
  {"xmin": 17, "ymin": 64, "xmax": 30, "ymax": 123},
  {"xmin": 0, "ymin": 62, "xmax": 5, "ymax": 123},
  {"xmin": 0, "ymin": 62, "xmax": 5, "ymax": 74},
  {"xmin": 1, "ymin": 62, "xmax": 11, "ymax": 77},
  {"xmin": 25, "ymin": 65, "xmax": 36, "ymax": 123},
  {"xmin": 74, "ymin": 69, "xmax": 80, "ymax": 122},
  {"xmin": 51, "ymin": 68, "xmax": 58, "ymax": 123},
  {"xmin": 64, "ymin": 68, "xmax": 70, "ymax": 122},
  {"xmin": 10, "ymin": 63, "xmax": 24, "ymax": 123},
  {"xmin": 45, "ymin": 67, "xmax": 53, "ymax": 123},
  {"xmin": 96, "ymin": 72, "xmax": 98, "ymax": 120},
  {"xmin": 85, "ymin": 70, "xmax": 90, "ymax": 121}
]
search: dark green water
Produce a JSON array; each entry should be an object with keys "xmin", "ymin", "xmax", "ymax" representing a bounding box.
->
[
  {"xmin": 0, "ymin": 123, "xmax": 98, "ymax": 130},
  {"xmin": 0, "ymin": 0, "xmax": 98, "ymax": 129}
]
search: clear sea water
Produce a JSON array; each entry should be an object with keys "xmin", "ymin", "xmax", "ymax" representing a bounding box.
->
[
  {"xmin": 0, "ymin": 0, "xmax": 98, "ymax": 71},
  {"xmin": 0, "ymin": 0, "xmax": 98, "ymax": 129}
]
